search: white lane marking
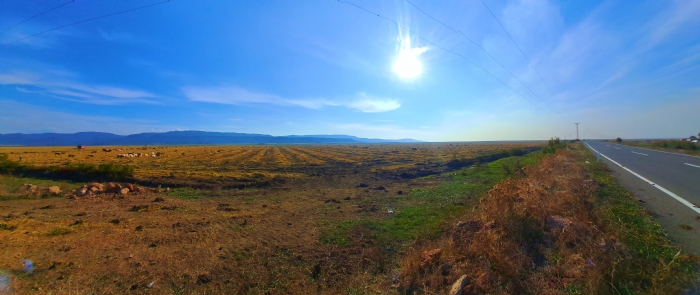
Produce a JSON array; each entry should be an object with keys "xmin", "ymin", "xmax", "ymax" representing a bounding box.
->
[
  {"xmin": 631, "ymin": 151, "xmax": 648, "ymax": 156},
  {"xmin": 614, "ymin": 147, "xmax": 621, "ymax": 149},
  {"xmin": 685, "ymin": 163, "xmax": 700, "ymax": 169},
  {"xmin": 586, "ymin": 143, "xmax": 700, "ymax": 216}
]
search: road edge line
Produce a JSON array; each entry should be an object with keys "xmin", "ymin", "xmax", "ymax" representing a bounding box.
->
[{"xmin": 585, "ymin": 142, "xmax": 700, "ymax": 216}]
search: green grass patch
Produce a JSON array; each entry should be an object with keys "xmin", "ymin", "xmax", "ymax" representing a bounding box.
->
[
  {"xmin": 0, "ymin": 153, "xmax": 134, "ymax": 182},
  {"xmin": 165, "ymin": 187, "xmax": 201, "ymax": 200},
  {"xmin": 321, "ymin": 150, "xmax": 548, "ymax": 247},
  {"xmin": 0, "ymin": 175, "xmax": 80, "ymax": 194},
  {"xmin": 579, "ymin": 145, "xmax": 697, "ymax": 294}
]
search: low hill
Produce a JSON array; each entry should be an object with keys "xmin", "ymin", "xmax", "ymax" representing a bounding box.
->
[{"xmin": 0, "ymin": 131, "xmax": 420, "ymax": 146}]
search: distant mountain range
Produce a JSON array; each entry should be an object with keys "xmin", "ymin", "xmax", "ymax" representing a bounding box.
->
[{"xmin": 0, "ymin": 131, "xmax": 420, "ymax": 146}]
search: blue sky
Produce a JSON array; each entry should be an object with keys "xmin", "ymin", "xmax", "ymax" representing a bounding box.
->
[{"xmin": 1, "ymin": 0, "xmax": 699, "ymax": 141}]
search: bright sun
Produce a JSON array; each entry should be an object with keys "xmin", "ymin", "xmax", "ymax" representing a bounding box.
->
[{"xmin": 393, "ymin": 37, "xmax": 425, "ymax": 79}]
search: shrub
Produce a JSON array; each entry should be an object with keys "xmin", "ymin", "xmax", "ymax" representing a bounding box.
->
[
  {"xmin": 652, "ymin": 140, "xmax": 698, "ymax": 151},
  {"xmin": 541, "ymin": 137, "xmax": 567, "ymax": 154},
  {"xmin": 616, "ymin": 137, "xmax": 622, "ymax": 142}
]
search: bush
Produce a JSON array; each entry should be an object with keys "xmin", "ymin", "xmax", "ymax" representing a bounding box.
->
[
  {"xmin": 541, "ymin": 137, "xmax": 567, "ymax": 154},
  {"xmin": 0, "ymin": 153, "xmax": 25, "ymax": 173},
  {"xmin": 652, "ymin": 140, "xmax": 698, "ymax": 151}
]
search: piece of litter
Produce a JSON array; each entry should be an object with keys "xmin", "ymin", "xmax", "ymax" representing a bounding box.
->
[
  {"xmin": 587, "ymin": 259, "xmax": 595, "ymax": 266},
  {"xmin": 387, "ymin": 210, "xmax": 394, "ymax": 214},
  {"xmin": 22, "ymin": 259, "xmax": 33, "ymax": 274},
  {"xmin": 0, "ymin": 274, "xmax": 11, "ymax": 294},
  {"xmin": 147, "ymin": 281, "xmax": 154, "ymax": 288}
]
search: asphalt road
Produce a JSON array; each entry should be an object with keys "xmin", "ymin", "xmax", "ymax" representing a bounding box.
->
[{"xmin": 583, "ymin": 141, "xmax": 700, "ymax": 255}]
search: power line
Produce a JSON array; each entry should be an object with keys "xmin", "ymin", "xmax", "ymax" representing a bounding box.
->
[
  {"xmin": 337, "ymin": 0, "xmax": 562, "ymax": 120},
  {"xmin": 481, "ymin": 1, "xmax": 565, "ymax": 107},
  {"xmin": 0, "ymin": 0, "xmax": 75, "ymax": 34},
  {"xmin": 404, "ymin": 0, "xmax": 563, "ymax": 116},
  {"xmin": 1, "ymin": 0, "xmax": 170, "ymax": 47}
]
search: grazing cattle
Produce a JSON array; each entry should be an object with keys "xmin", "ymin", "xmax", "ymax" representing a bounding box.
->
[
  {"xmin": 54, "ymin": 152, "xmax": 61, "ymax": 155},
  {"xmin": 87, "ymin": 154, "xmax": 95, "ymax": 157},
  {"xmin": 117, "ymin": 154, "xmax": 126, "ymax": 158},
  {"xmin": 68, "ymin": 154, "xmax": 75, "ymax": 157}
]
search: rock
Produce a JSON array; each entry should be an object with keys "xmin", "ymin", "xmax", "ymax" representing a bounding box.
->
[
  {"xmin": 46, "ymin": 186, "xmax": 62, "ymax": 196},
  {"xmin": 421, "ymin": 248, "xmax": 442, "ymax": 267},
  {"xmin": 132, "ymin": 186, "xmax": 148, "ymax": 194},
  {"xmin": 74, "ymin": 187, "xmax": 89, "ymax": 197},
  {"xmin": 107, "ymin": 183, "xmax": 122, "ymax": 193},
  {"xmin": 120, "ymin": 188, "xmax": 130, "ymax": 195},
  {"xmin": 397, "ymin": 190, "xmax": 403, "ymax": 195},
  {"xmin": 88, "ymin": 183, "xmax": 105, "ymax": 193},
  {"xmin": 153, "ymin": 197, "xmax": 165, "ymax": 202},
  {"xmin": 344, "ymin": 197, "xmax": 351, "ymax": 200},
  {"xmin": 19, "ymin": 184, "xmax": 40, "ymax": 196},
  {"xmin": 19, "ymin": 184, "xmax": 38, "ymax": 193},
  {"xmin": 358, "ymin": 183, "xmax": 369, "ymax": 188},
  {"xmin": 449, "ymin": 275, "xmax": 470, "ymax": 295},
  {"xmin": 127, "ymin": 184, "xmax": 136, "ymax": 192},
  {"xmin": 374, "ymin": 186, "xmax": 386, "ymax": 190}
]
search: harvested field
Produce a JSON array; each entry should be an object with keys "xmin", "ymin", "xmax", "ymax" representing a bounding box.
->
[
  {"xmin": 0, "ymin": 143, "xmax": 541, "ymax": 189},
  {"xmin": 0, "ymin": 142, "xmax": 694, "ymax": 294},
  {"xmin": 0, "ymin": 142, "xmax": 545, "ymax": 294}
]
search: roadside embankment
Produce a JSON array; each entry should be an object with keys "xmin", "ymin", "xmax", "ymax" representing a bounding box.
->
[{"xmin": 400, "ymin": 143, "xmax": 697, "ymax": 294}]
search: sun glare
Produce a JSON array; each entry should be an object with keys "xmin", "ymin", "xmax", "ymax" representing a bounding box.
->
[{"xmin": 393, "ymin": 37, "xmax": 425, "ymax": 79}]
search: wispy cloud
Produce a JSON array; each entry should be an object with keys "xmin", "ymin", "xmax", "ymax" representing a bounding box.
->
[
  {"xmin": 182, "ymin": 85, "xmax": 401, "ymax": 113},
  {"xmin": 0, "ymin": 69, "xmax": 158, "ymax": 104},
  {"xmin": 647, "ymin": 1, "xmax": 700, "ymax": 46},
  {"xmin": 348, "ymin": 93, "xmax": 400, "ymax": 113}
]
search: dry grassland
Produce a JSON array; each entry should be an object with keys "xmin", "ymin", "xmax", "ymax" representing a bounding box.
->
[{"xmin": 0, "ymin": 142, "xmax": 543, "ymax": 294}]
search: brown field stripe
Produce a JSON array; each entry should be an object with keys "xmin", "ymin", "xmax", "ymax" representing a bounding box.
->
[
  {"xmin": 279, "ymin": 146, "xmax": 325, "ymax": 165},
  {"xmin": 285, "ymin": 147, "xmax": 330, "ymax": 164},
  {"xmin": 297, "ymin": 147, "xmax": 355, "ymax": 163}
]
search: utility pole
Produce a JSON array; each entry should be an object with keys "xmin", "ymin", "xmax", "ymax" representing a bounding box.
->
[{"xmin": 575, "ymin": 123, "xmax": 580, "ymax": 140}]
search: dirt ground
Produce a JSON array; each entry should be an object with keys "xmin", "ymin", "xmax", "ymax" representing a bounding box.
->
[{"xmin": 0, "ymin": 142, "xmax": 543, "ymax": 294}]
